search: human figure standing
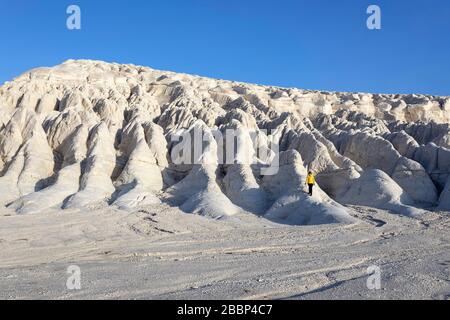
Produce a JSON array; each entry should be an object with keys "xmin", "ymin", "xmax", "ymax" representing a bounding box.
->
[{"xmin": 306, "ymin": 171, "xmax": 315, "ymax": 196}]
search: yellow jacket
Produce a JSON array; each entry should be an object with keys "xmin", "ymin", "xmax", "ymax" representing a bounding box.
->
[{"xmin": 306, "ymin": 174, "xmax": 315, "ymax": 185}]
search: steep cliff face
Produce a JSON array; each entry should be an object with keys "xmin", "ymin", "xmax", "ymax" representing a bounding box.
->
[{"xmin": 0, "ymin": 60, "xmax": 449, "ymax": 223}]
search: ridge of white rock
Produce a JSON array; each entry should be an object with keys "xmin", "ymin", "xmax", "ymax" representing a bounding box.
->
[
  {"xmin": 0, "ymin": 59, "xmax": 449, "ymax": 223},
  {"xmin": 8, "ymin": 124, "xmax": 88, "ymax": 214},
  {"xmin": 165, "ymin": 164, "xmax": 240, "ymax": 219},
  {"xmin": 111, "ymin": 117, "xmax": 163, "ymax": 210},
  {"xmin": 262, "ymin": 151, "xmax": 356, "ymax": 225},
  {"xmin": 63, "ymin": 122, "xmax": 116, "ymax": 209}
]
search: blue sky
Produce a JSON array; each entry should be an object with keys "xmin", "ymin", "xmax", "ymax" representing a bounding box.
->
[{"xmin": 1, "ymin": 0, "xmax": 449, "ymax": 95}]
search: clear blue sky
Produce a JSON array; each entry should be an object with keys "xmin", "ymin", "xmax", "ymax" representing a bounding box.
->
[{"xmin": 1, "ymin": 0, "xmax": 449, "ymax": 95}]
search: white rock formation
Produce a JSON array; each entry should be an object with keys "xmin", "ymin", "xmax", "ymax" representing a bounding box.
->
[
  {"xmin": 0, "ymin": 59, "xmax": 449, "ymax": 223},
  {"xmin": 337, "ymin": 170, "xmax": 424, "ymax": 216},
  {"xmin": 63, "ymin": 123, "xmax": 116, "ymax": 209},
  {"xmin": 111, "ymin": 118, "xmax": 163, "ymax": 210},
  {"xmin": 8, "ymin": 124, "xmax": 88, "ymax": 214},
  {"xmin": 262, "ymin": 151, "xmax": 356, "ymax": 225}
]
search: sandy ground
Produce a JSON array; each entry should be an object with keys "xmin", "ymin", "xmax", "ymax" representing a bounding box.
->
[{"xmin": 0, "ymin": 204, "xmax": 449, "ymax": 300}]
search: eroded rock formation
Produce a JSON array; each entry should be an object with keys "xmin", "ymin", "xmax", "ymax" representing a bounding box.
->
[{"xmin": 0, "ymin": 60, "xmax": 449, "ymax": 224}]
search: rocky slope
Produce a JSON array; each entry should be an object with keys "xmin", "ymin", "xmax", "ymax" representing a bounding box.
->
[{"xmin": 0, "ymin": 60, "xmax": 449, "ymax": 224}]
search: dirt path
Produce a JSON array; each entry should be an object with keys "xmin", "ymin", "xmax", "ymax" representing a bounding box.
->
[{"xmin": 0, "ymin": 204, "xmax": 448, "ymax": 299}]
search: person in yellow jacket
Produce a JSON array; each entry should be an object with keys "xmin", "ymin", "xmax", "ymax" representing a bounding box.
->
[{"xmin": 306, "ymin": 172, "xmax": 315, "ymax": 196}]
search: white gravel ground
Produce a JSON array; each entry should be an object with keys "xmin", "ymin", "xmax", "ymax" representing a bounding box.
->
[{"xmin": 0, "ymin": 204, "xmax": 448, "ymax": 300}]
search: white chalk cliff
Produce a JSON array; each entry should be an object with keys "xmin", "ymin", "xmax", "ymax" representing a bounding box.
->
[{"xmin": 0, "ymin": 60, "xmax": 449, "ymax": 224}]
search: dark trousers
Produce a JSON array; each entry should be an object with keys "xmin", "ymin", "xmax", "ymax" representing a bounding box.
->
[{"xmin": 308, "ymin": 184, "xmax": 314, "ymax": 196}]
